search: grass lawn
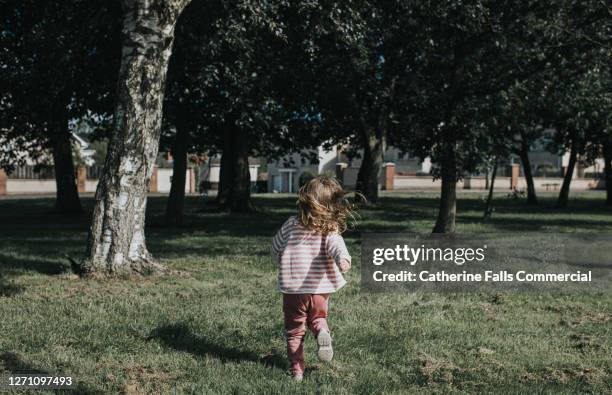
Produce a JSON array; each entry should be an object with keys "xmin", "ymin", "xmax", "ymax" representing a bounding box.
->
[{"xmin": 0, "ymin": 192, "xmax": 611, "ymax": 394}]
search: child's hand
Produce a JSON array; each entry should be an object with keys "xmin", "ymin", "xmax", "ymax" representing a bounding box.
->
[{"xmin": 338, "ymin": 259, "xmax": 351, "ymax": 273}]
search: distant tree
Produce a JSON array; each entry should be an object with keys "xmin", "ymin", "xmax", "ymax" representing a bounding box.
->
[
  {"xmin": 516, "ymin": 127, "xmax": 540, "ymax": 205},
  {"xmin": 0, "ymin": 0, "xmax": 121, "ymax": 213},
  {"xmin": 161, "ymin": 0, "xmax": 324, "ymax": 213},
  {"xmin": 395, "ymin": 0, "xmax": 609, "ymax": 233},
  {"xmin": 161, "ymin": 0, "xmax": 211, "ymax": 226},
  {"xmin": 83, "ymin": 0, "xmax": 191, "ymax": 275},
  {"xmin": 543, "ymin": 76, "xmax": 589, "ymax": 208},
  {"xmin": 287, "ymin": 1, "xmax": 416, "ymax": 204},
  {"xmin": 603, "ymin": 134, "xmax": 612, "ymax": 205},
  {"xmin": 498, "ymin": 81, "xmax": 548, "ymax": 205},
  {"xmin": 396, "ymin": 1, "xmax": 533, "ymax": 232},
  {"xmin": 533, "ymin": 57, "xmax": 607, "ymax": 208},
  {"xmin": 205, "ymin": 1, "xmax": 310, "ymax": 212},
  {"xmin": 549, "ymin": 62, "xmax": 611, "ymax": 207}
]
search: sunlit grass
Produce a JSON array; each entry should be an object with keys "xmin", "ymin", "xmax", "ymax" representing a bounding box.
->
[{"xmin": 0, "ymin": 192, "xmax": 610, "ymax": 393}]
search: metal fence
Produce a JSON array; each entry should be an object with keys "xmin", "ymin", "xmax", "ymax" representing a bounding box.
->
[
  {"xmin": 7, "ymin": 166, "xmax": 55, "ymax": 180},
  {"xmin": 86, "ymin": 166, "xmax": 104, "ymax": 180},
  {"xmin": 7, "ymin": 165, "xmax": 105, "ymax": 180}
]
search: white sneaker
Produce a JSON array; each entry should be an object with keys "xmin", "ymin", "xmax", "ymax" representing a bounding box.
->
[
  {"xmin": 292, "ymin": 372, "xmax": 303, "ymax": 382},
  {"xmin": 316, "ymin": 330, "xmax": 333, "ymax": 362}
]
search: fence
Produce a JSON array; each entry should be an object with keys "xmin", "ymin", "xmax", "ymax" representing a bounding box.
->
[
  {"xmin": 86, "ymin": 166, "xmax": 104, "ymax": 180},
  {"xmin": 0, "ymin": 166, "xmax": 196, "ymax": 196},
  {"xmin": 334, "ymin": 162, "xmax": 605, "ymax": 192},
  {"xmin": 7, "ymin": 165, "xmax": 55, "ymax": 180}
]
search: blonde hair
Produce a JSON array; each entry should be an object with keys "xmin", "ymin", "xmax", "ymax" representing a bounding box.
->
[{"xmin": 297, "ymin": 175, "xmax": 356, "ymax": 234}]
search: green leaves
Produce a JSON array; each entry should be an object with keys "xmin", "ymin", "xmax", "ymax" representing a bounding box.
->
[{"xmin": 1, "ymin": 1, "xmax": 121, "ymax": 170}]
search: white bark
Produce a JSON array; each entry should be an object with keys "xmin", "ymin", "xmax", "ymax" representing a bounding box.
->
[{"xmin": 84, "ymin": 0, "xmax": 191, "ymax": 275}]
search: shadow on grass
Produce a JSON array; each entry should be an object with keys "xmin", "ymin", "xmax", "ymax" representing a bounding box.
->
[
  {"xmin": 148, "ymin": 323, "xmax": 287, "ymax": 370},
  {"xmin": 0, "ymin": 278, "xmax": 25, "ymax": 297},
  {"xmin": 0, "ymin": 352, "xmax": 105, "ymax": 395},
  {"xmin": 0, "ymin": 352, "xmax": 48, "ymax": 375},
  {"xmin": 0, "ymin": 253, "xmax": 68, "ymax": 276},
  {"xmin": 1, "ymin": 194, "xmax": 611, "ymax": 276}
]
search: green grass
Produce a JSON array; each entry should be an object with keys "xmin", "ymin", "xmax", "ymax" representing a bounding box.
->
[{"xmin": 0, "ymin": 191, "xmax": 611, "ymax": 394}]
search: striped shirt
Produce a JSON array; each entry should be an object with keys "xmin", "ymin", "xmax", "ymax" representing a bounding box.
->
[{"xmin": 272, "ymin": 216, "xmax": 351, "ymax": 294}]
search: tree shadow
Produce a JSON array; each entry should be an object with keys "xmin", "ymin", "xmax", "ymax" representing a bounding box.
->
[
  {"xmin": 0, "ymin": 352, "xmax": 48, "ymax": 374},
  {"xmin": 0, "ymin": 351, "xmax": 105, "ymax": 395},
  {"xmin": 0, "ymin": 253, "xmax": 68, "ymax": 276},
  {"xmin": 2, "ymin": 194, "xmax": 611, "ymax": 271},
  {"xmin": 148, "ymin": 323, "xmax": 287, "ymax": 370},
  {"xmin": 0, "ymin": 278, "xmax": 25, "ymax": 297}
]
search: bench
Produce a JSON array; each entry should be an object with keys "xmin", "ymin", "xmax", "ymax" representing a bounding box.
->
[{"xmin": 542, "ymin": 183, "xmax": 560, "ymax": 191}]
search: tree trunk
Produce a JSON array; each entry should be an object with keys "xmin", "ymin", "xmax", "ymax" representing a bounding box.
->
[
  {"xmin": 83, "ymin": 0, "xmax": 190, "ymax": 275},
  {"xmin": 603, "ymin": 139, "xmax": 612, "ymax": 206},
  {"xmin": 483, "ymin": 161, "xmax": 498, "ymax": 219},
  {"xmin": 432, "ymin": 144, "xmax": 457, "ymax": 233},
  {"xmin": 217, "ymin": 123, "xmax": 254, "ymax": 212},
  {"xmin": 557, "ymin": 139, "xmax": 579, "ymax": 208},
  {"xmin": 216, "ymin": 126, "xmax": 232, "ymax": 206},
  {"xmin": 165, "ymin": 119, "xmax": 188, "ymax": 226},
  {"xmin": 356, "ymin": 128, "xmax": 384, "ymax": 204},
  {"xmin": 519, "ymin": 132, "xmax": 537, "ymax": 205},
  {"xmin": 51, "ymin": 123, "xmax": 82, "ymax": 214}
]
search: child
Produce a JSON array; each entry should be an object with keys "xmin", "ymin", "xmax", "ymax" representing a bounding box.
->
[{"xmin": 271, "ymin": 176, "xmax": 354, "ymax": 382}]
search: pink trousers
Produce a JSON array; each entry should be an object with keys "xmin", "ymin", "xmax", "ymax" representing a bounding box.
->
[{"xmin": 282, "ymin": 293, "xmax": 330, "ymax": 375}]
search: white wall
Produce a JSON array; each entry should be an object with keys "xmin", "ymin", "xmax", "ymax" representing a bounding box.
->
[
  {"xmin": 201, "ymin": 164, "xmax": 257, "ymax": 184},
  {"xmin": 156, "ymin": 168, "xmax": 192, "ymax": 193},
  {"xmin": 394, "ymin": 176, "xmax": 441, "ymax": 190},
  {"xmin": 6, "ymin": 180, "xmax": 56, "ymax": 194},
  {"xmin": 581, "ymin": 158, "xmax": 605, "ymax": 175},
  {"xmin": 249, "ymin": 165, "xmax": 259, "ymax": 182},
  {"xmin": 208, "ymin": 165, "xmax": 220, "ymax": 183},
  {"xmin": 85, "ymin": 180, "xmax": 98, "ymax": 192},
  {"xmin": 393, "ymin": 176, "xmax": 600, "ymax": 191},
  {"xmin": 317, "ymin": 146, "xmax": 338, "ymax": 174},
  {"xmin": 6, "ymin": 179, "xmax": 97, "ymax": 194},
  {"xmin": 157, "ymin": 168, "xmax": 173, "ymax": 192}
]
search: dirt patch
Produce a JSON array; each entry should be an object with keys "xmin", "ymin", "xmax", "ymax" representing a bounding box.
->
[
  {"xmin": 119, "ymin": 365, "xmax": 179, "ymax": 394},
  {"xmin": 474, "ymin": 302, "xmax": 501, "ymax": 320},
  {"xmin": 476, "ymin": 347, "xmax": 495, "ymax": 356},
  {"xmin": 560, "ymin": 311, "xmax": 612, "ymax": 328},
  {"xmin": 544, "ymin": 302, "xmax": 586, "ymax": 314},
  {"xmin": 417, "ymin": 353, "xmax": 465, "ymax": 385},
  {"xmin": 569, "ymin": 334, "xmax": 602, "ymax": 351},
  {"xmin": 520, "ymin": 367, "xmax": 608, "ymax": 385},
  {"xmin": 573, "ymin": 368, "xmax": 607, "ymax": 384}
]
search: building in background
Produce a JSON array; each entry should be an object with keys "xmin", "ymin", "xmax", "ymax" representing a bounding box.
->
[
  {"xmin": 266, "ymin": 145, "xmax": 431, "ymax": 193},
  {"xmin": 1, "ymin": 132, "xmax": 96, "ymax": 195},
  {"xmin": 192, "ymin": 156, "xmax": 260, "ymax": 192}
]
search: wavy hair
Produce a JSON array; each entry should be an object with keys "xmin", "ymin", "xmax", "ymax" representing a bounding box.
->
[{"xmin": 297, "ymin": 175, "xmax": 357, "ymax": 234}]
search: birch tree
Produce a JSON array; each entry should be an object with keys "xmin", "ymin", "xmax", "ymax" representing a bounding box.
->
[{"xmin": 83, "ymin": 0, "xmax": 191, "ymax": 275}]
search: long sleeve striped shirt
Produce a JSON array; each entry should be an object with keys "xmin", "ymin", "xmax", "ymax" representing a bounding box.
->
[{"xmin": 272, "ymin": 216, "xmax": 351, "ymax": 294}]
